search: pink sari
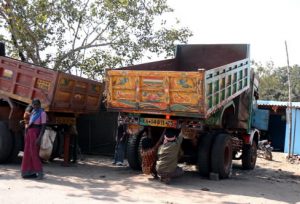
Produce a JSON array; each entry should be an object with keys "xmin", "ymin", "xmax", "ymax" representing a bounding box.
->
[{"xmin": 21, "ymin": 127, "xmax": 43, "ymax": 178}]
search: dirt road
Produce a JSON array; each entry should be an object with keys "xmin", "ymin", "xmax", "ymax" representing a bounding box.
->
[{"xmin": 0, "ymin": 152, "xmax": 299, "ymax": 204}]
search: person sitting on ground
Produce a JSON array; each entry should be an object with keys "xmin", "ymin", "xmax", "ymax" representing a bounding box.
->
[
  {"xmin": 141, "ymin": 134, "xmax": 163, "ymax": 179},
  {"xmin": 156, "ymin": 128, "xmax": 184, "ymax": 184}
]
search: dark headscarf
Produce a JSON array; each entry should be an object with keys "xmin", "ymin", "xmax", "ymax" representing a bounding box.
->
[
  {"xmin": 141, "ymin": 137, "xmax": 154, "ymax": 150},
  {"xmin": 32, "ymin": 98, "xmax": 41, "ymax": 106}
]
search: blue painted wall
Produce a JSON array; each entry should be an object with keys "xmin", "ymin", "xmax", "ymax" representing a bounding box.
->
[{"xmin": 284, "ymin": 108, "xmax": 300, "ymax": 155}]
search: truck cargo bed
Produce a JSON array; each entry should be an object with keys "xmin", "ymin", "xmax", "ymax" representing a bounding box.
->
[
  {"xmin": 0, "ymin": 56, "xmax": 103, "ymax": 114},
  {"xmin": 106, "ymin": 44, "xmax": 251, "ymax": 118},
  {"xmin": 119, "ymin": 44, "xmax": 249, "ymax": 71}
]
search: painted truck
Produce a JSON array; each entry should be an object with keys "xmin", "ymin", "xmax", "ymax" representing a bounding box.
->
[
  {"xmin": 0, "ymin": 43, "xmax": 103, "ymax": 164},
  {"xmin": 105, "ymin": 44, "xmax": 261, "ymax": 179}
]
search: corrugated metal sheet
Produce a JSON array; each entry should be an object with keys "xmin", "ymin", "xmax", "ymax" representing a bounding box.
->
[
  {"xmin": 284, "ymin": 109, "xmax": 300, "ymax": 155},
  {"xmin": 257, "ymin": 100, "xmax": 300, "ymax": 108}
]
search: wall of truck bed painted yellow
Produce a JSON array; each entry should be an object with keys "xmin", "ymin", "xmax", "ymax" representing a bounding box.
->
[
  {"xmin": 106, "ymin": 70, "xmax": 205, "ymax": 117},
  {"xmin": 106, "ymin": 59, "xmax": 250, "ymax": 119}
]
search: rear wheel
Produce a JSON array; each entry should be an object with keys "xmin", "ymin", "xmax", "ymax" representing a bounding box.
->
[
  {"xmin": 127, "ymin": 130, "xmax": 145, "ymax": 170},
  {"xmin": 197, "ymin": 133, "xmax": 215, "ymax": 177},
  {"xmin": 242, "ymin": 141, "xmax": 257, "ymax": 169},
  {"xmin": 7, "ymin": 132, "xmax": 22, "ymax": 163},
  {"xmin": 0, "ymin": 122, "xmax": 13, "ymax": 163},
  {"xmin": 211, "ymin": 134, "xmax": 233, "ymax": 179}
]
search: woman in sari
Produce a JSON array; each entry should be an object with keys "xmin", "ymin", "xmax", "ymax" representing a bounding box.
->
[{"xmin": 21, "ymin": 99, "xmax": 47, "ymax": 179}]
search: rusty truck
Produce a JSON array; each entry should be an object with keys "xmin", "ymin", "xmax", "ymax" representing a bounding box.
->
[
  {"xmin": 0, "ymin": 43, "xmax": 104, "ymax": 164},
  {"xmin": 105, "ymin": 44, "xmax": 261, "ymax": 179}
]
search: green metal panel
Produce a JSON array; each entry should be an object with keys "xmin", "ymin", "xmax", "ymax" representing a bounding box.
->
[{"xmin": 205, "ymin": 59, "xmax": 251, "ymax": 118}]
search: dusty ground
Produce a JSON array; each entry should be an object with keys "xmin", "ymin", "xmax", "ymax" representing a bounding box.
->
[{"xmin": 0, "ymin": 152, "xmax": 300, "ymax": 204}]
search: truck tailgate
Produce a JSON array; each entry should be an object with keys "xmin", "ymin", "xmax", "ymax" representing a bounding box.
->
[
  {"xmin": 106, "ymin": 70, "xmax": 206, "ymax": 117},
  {"xmin": 52, "ymin": 72, "xmax": 103, "ymax": 113}
]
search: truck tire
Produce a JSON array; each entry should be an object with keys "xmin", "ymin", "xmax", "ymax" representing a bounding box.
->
[
  {"xmin": 7, "ymin": 132, "xmax": 22, "ymax": 163},
  {"xmin": 211, "ymin": 134, "xmax": 233, "ymax": 179},
  {"xmin": 0, "ymin": 122, "xmax": 13, "ymax": 163},
  {"xmin": 127, "ymin": 131, "xmax": 144, "ymax": 170},
  {"xmin": 197, "ymin": 133, "xmax": 215, "ymax": 177},
  {"xmin": 242, "ymin": 141, "xmax": 257, "ymax": 169}
]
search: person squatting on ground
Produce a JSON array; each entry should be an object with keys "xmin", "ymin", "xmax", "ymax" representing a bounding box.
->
[
  {"xmin": 21, "ymin": 99, "xmax": 47, "ymax": 179},
  {"xmin": 140, "ymin": 134, "xmax": 164, "ymax": 179},
  {"xmin": 112, "ymin": 120, "xmax": 128, "ymax": 166},
  {"xmin": 155, "ymin": 128, "xmax": 184, "ymax": 184}
]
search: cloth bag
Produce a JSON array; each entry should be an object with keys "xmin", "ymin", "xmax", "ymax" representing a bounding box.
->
[{"xmin": 39, "ymin": 128, "xmax": 57, "ymax": 160}]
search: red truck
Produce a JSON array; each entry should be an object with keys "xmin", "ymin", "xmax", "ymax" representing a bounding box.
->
[{"xmin": 0, "ymin": 43, "xmax": 104, "ymax": 164}]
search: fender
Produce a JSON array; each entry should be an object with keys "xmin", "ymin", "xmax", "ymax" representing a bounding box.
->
[
  {"xmin": 0, "ymin": 96, "xmax": 17, "ymax": 130},
  {"xmin": 219, "ymin": 101, "xmax": 235, "ymax": 128},
  {"xmin": 249, "ymin": 128, "xmax": 260, "ymax": 145},
  {"xmin": 220, "ymin": 101, "xmax": 235, "ymax": 119}
]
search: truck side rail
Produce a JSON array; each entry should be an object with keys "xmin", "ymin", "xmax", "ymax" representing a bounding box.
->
[{"xmin": 205, "ymin": 58, "xmax": 250, "ymax": 117}]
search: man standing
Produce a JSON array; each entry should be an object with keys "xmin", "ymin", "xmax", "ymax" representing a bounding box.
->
[{"xmin": 112, "ymin": 119, "xmax": 128, "ymax": 166}]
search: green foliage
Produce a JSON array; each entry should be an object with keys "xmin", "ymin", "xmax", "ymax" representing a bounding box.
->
[
  {"xmin": 0, "ymin": 0, "xmax": 192, "ymax": 80},
  {"xmin": 253, "ymin": 61, "xmax": 300, "ymax": 101}
]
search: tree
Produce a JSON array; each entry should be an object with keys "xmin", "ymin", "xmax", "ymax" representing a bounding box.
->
[
  {"xmin": 0, "ymin": 0, "xmax": 192, "ymax": 80},
  {"xmin": 253, "ymin": 61, "xmax": 300, "ymax": 101},
  {"xmin": 289, "ymin": 64, "xmax": 300, "ymax": 101}
]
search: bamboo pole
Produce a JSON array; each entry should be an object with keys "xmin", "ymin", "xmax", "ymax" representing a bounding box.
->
[{"xmin": 285, "ymin": 40, "xmax": 292, "ymax": 158}]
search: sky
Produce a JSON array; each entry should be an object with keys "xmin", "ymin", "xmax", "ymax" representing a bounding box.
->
[
  {"xmin": 166, "ymin": 0, "xmax": 300, "ymax": 67},
  {"xmin": 1, "ymin": 0, "xmax": 298, "ymax": 68}
]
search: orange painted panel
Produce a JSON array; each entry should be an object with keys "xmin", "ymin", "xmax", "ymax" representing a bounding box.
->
[{"xmin": 107, "ymin": 70, "xmax": 205, "ymax": 116}]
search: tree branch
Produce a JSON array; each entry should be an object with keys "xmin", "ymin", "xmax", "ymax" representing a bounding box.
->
[
  {"xmin": 0, "ymin": 7, "xmax": 8, "ymax": 20},
  {"xmin": 2, "ymin": 1, "xmax": 41, "ymax": 63},
  {"xmin": 11, "ymin": 32, "xmax": 26, "ymax": 61},
  {"xmin": 54, "ymin": 42, "xmax": 114, "ymax": 69},
  {"xmin": 72, "ymin": 0, "xmax": 90, "ymax": 50},
  {"xmin": 89, "ymin": 21, "xmax": 112, "ymax": 45},
  {"xmin": 1, "ymin": 1, "xmax": 27, "ymax": 61}
]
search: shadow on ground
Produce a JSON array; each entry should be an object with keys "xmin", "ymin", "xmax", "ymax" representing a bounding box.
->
[{"xmin": 0, "ymin": 155, "xmax": 299, "ymax": 203}]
